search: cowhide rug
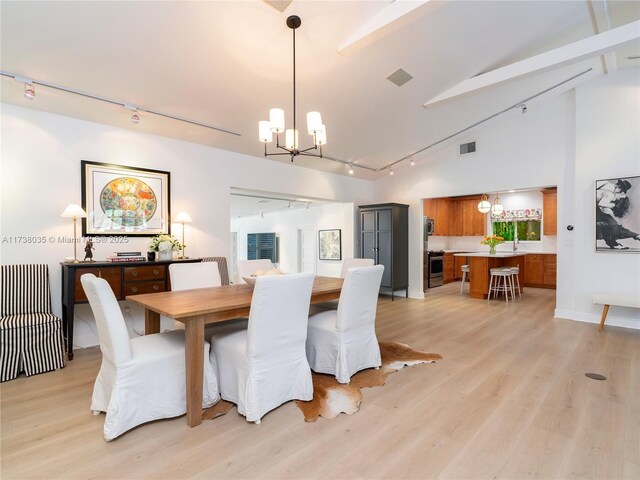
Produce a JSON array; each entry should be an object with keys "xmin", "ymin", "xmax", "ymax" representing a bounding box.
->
[{"xmin": 202, "ymin": 342, "xmax": 441, "ymax": 422}]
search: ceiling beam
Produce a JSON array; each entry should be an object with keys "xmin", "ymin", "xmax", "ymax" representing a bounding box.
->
[
  {"xmin": 588, "ymin": 0, "xmax": 617, "ymax": 73},
  {"xmin": 423, "ymin": 19, "xmax": 640, "ymax": 108},
  {"xmin": 337, "ymin": 0, "xmax": 442, "ymax": 56}
]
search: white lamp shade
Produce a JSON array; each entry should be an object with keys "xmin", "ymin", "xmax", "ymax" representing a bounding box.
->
[
  {"xmin": 285, "ymin": 129, "xmax": 299, "ymax": 150},
  {"xmin": 477, "ymin": 200, "xmax": 491, "ymax": 213},
  {"xmin": 306, "ymin": 111, "xmax": 322, "ymax": 134},
  {"xmin": 174, "ymin": 211, "xmax": 193, "ymax": 223},
  {"xmin": 258, "ymin": 121, "xmax": 272, "ymax": 143},
  {"xmin": 61, "ymin": 204, "xmax": 87, "ymax": 218},
  {"xmin": 316, "ymin": 124, "xmax": 327, "ymax": 145},
  {"xmin": 269, "ymin": 108, "xmax": 285, "ymax": 133},
  {"xmin": 491, "ymin": 201, "xmax": 504, "ymax": 215}
]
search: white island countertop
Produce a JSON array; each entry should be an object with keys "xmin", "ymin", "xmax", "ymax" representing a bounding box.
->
[{"xmin": 453, "ymin": 252, "xmax": 528, "ymax": 258}]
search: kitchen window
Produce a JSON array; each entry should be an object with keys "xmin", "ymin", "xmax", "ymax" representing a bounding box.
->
[{"xmin": 492, "ymin": 220, "xmax": 541, "ymax": 241}]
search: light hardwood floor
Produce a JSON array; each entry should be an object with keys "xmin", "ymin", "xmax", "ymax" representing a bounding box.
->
[{"xmin": 2, "ymin": 284, "xmax": 638, "ymax": 479}]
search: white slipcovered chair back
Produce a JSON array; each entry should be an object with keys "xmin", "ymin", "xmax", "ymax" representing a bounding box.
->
[
  {"xmin": 247, "ymin": 273, "xmax": 314, "ymax": 359},
  {"xmin": 340, "ymin": 258, "xmax": 374, "ymax": 278},
  {"xmin": 169, "ymin": 262, "xmax": 221, "ymax": 291},
  {"xmin": 80, "ymin": 274, "xmax": 132, "ymax": 367},
  {"xmin": 236, "ymin": 259, "xmax": 273, "ymax": 284},
  {"xmin": 336, "ymin": 265, "xmax": 384, "ymax": 332}
]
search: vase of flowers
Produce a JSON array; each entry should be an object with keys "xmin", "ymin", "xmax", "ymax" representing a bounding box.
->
[
  {"xmin": 148, "ymin": 234, "xmax": 183, "ymax": 261},
  {"xmin": 480, "ymin": 235, "xmax": 504, "ymax": 254}
]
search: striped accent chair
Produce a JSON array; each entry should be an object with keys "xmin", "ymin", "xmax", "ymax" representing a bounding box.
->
[
  {"xmin": 0, "ymin": 264, "xmax": 66, "ymax": 382},
  {"xmin": 202, "ymin": 257, "xmax": 230, "ymax": 285}
]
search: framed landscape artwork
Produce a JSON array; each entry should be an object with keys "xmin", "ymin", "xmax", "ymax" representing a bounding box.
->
[
  {"xmin": 595, "ymin": 175, "xmax": 640, "ymax": 253},
  {"xmin": 319, "ymin": 229, "xmax": 342, "ymax": 260},
  {"xmin": 81, "ymin": 161, "xmax": 171, "ymax": 236}
]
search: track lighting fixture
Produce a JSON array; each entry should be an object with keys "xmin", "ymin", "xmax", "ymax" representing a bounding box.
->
[
  {"xmin": 519, "ymin": 103, "xmax": 527, "ymax": 114},
  {"xmin": 306, "ymin": 202, "xmax": 310, "ymax": 211},
  {"xmin": 409, "ymin": 157, "xmax": 415, "ymax": 166},
  {"xmin": 348, "ymin": 163, "xmax": 354, "ymax": 175},
  {"xmin": 260, "ymin": 211, "xmax": 264, "ymax": 219},
  {"xmin": 389, "ymin": 168, "xmax": 394, "ymax": 176},
  {"xmin": 24, "ymin": 83, "xmax": 35, "ymax": 99},
  {"xmin": 131, "ymin": 114, "xmax": 140, "ymax": 124}
]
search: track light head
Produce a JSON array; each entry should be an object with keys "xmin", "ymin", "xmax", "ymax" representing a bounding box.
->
[
  {"xmin": 24, "ymin": 83, "xmax": 35, "ymax": 99},
  {"xmin": 389, "ymin": 168, "xmax": 394, "ymax": 176},
  {"xmin": 348, "ymin": 163, "xmax": 354, "ymax": 175},
  {"xmin": 409, "ymin": 157, "xmax": 415, "ymax": 166},
  {"xmin": 131, "ymin": 114, "xmax": 140, "ymax": 124},
  {"xmin": 519, "ymin": 103, "xmax": 527, "ymax": 114}
]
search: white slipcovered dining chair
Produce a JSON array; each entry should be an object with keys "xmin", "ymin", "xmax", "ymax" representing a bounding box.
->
[
  {"xmin": 236, "ymin": 259, "xmax": 273, "ymax": 284},
  {"xmin": 306, "ymin": 265, "xmax": 384, "ymax": 384},
  {"xmin": 340, "ymin": 258, "xmax": 375, "ymax": 278},
  {"xmin": 81, "ymin": 274, "xmax": 220, "ymax": 441},
  {"xmin": 209, "ymin": 273, "xmax": 314, "ymax": 424},
  {"xmin": 169, "ymin": 262, "xmax": 221, "ymax": 290},
  {"xmin": 309, "ymin": 258, "xmax": 376, "ymax": 314}
]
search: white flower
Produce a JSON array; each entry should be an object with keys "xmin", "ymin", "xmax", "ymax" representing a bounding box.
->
[{"xmin": 158, "ymin": 241, "xmax": 173, "ymax": 253}]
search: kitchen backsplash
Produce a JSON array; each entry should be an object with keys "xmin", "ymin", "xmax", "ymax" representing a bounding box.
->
[{"xmin": 428, "ymin": 235, "xmax": 557, "ymax": 253}]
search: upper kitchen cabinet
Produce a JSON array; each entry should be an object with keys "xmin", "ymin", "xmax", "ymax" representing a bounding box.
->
[
  {"xmin": 425, "ymin": 197, "xmax": 485, "ymax": 237},
  {"xmin": 542, "ymin": 188, "xmax": 557, "ymax": 235},
  {"xmin": 423, "ymin": 198, "xmax": 450, "ymax": 236}
]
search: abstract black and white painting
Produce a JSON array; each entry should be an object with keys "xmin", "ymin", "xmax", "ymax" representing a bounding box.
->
[
  {"xmin": 595, "ymin": 175, "xmax": 640, "ymax": 252},
  {"xmin": 319, "ymin": 229, "xmax": 342, "ymax": 260}
]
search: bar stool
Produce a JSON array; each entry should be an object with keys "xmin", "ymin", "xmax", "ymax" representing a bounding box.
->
[
  {"xmin": 460, "ymin": 265, "xmax": 470, "ymax": 294},
  {"xmin": 488, "ymin": 268, "xmax": 513, "ymax": 303},
  {"xmin": 507, "ymin": 265, "xmax": 522, "ymax": 298}
]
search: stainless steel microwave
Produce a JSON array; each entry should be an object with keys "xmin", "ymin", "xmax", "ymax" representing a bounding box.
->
[{"xmin": 424, "ymin": 217, "xmax": 435, "ymax": 237}]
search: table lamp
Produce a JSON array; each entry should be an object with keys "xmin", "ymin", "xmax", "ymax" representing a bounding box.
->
[
  {"xmin": 174, "ymin": 211, "xmax": 192, "ymax": 259},
  {"xmin": 61, "ymin": 204, "xmax": 87, "ymax": 263}
]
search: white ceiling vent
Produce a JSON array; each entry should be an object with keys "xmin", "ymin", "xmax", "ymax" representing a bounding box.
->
[
  {"xmin": 386, "ymin": 68, "xmax": 414, "ymax": 87},
  {"xmin": 459, "ymin": 141, "xmax": 476, "ymax": 155},
  {"xmin": 263, "ymin": 1, "xmax": 292, "ymax": 13}
]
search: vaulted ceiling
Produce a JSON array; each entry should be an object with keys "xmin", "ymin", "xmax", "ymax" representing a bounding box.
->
[{"xmin": 1, "ymin": 1, "xmax": 639, "ymax": 178}]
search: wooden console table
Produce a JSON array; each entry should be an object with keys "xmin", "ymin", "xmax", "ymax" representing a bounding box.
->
[{"xmin": 60, "ymin": 258, "xmax": 200, "ymax": 359}]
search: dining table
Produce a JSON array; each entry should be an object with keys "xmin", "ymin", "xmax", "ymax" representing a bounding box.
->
[{"xmin": 126, "ymin": 275, "xmax": 344, "ymax": 427}]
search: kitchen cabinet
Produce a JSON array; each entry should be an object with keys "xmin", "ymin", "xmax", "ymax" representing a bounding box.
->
[
  {"xmin": 423, "ymin": 198, "xmax": 450, "ymax": 236},
  {"xmin": 449, "ymin": 200, "xmax": 464, "ymax": 236},
  {"xmin": 524, "ymin": 253, "xmax": 556, "ymax": 288},
  {"xmin": 543, "ymin": 189, "xmax": 557, "ymax": 235},
  {"xmin": 543, "ymin": 254, "xmax": 557, "ymax": 286},
  {"xmin": 461, "ymin": 199, "xmax": 486, "ymax": 236},
  {"xmin": 360, "ymin": 203, "xmax": 409, "ymax": 299},
  {"xmin": 443, "ymin": 253, "xmax": 455, "ymax": 283}
]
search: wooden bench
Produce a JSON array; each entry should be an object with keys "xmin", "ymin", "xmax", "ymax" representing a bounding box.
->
[{"xmin": 593, "ymin": 294, "xmax": 640, "ymax": 331}]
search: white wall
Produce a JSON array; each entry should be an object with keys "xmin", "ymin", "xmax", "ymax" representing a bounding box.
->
[
  {"xmin": 230, "ymin": 202, "xmax": 354, "ymax": 279},
  {"xmin": 0, "ymin": 104, "xmax": 374, "ymax": 346},
  {"xmin": 556, "ymin": 69, "xmax": 640, "ymax": 329},
  {"xmin": 374, "ymin": 70, "xmax": 640, "ymax": 329}
]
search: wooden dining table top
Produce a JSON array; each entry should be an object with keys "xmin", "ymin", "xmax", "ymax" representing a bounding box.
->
[{"xmin": 126, "ymin": 275, "xmax": 344, "ymax": 319}]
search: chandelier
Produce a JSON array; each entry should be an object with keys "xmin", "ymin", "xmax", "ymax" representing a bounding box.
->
[{"xmin": 258, "ymin": 15, "xmax": 327, "ymax": 162}]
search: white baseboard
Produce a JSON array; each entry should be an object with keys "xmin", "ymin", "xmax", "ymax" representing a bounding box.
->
[{"xmin": 554, "ymin": 308, "xmax": 639, "ymax": 330}]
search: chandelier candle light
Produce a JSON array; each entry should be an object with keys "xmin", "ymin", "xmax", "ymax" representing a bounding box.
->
[
  {"xmin": 61, "ymin": 204, "xmax": 87, "ymax": 263},
  {"xmin": 174, "ymin": 211, "xmax": 192, "ymax": 259},
  {"xmin": 259, "ymin": 16, "xmax": 327, "ymax": 162}
]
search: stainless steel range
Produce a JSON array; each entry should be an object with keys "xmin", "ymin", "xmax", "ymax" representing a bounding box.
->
[{"xmin": 426, "ymin": 250, "xmax": 444, "ymax": 288}]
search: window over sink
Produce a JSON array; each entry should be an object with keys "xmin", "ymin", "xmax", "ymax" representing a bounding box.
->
[{"xmin": 492, "ymin": 220, "xmax": 541, "ymax": 242}]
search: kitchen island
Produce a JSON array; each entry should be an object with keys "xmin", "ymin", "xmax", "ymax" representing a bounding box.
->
[{"xmin": 454, "ymin": 252, "xmax": 527, "ymax": 299}]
